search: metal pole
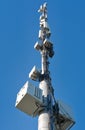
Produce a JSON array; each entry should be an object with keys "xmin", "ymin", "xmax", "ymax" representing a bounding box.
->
[
  {"xmin": 38, "ymin": 3, "xmax": 54, "ymax": 130},
  {"xmin": 38, "ymin": 50, "xmax": 53, "ymax": 130}
]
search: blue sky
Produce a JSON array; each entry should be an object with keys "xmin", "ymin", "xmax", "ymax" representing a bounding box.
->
[{"xmin": 0, "ymin": 0, "xmax": 85, "ymax": 130}]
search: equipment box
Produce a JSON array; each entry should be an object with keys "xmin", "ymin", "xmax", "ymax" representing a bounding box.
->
[
  {"xmin": 54, "ymin": 100, "xmax": 75, "ymax": 130},
  {"xmin": 15, "ymin": 81, "xmax": 43, "ymax": 116}
]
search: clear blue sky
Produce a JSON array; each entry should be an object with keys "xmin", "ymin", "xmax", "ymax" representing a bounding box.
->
[{"xmin": 0, "ymin": 0, "xmax": 85, "ymax": 130}]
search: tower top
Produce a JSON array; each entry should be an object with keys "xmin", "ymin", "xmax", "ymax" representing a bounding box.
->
[
  {"xmin": 38, "ymin": 2, "xmax": 47, "ymax": 13},
  {"xmin": 38, "ymin": 2, "xmax": 51, "ymax": 42}
]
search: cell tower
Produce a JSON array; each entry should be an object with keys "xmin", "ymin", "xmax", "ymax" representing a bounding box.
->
[{"xmin": 15, "ymin": 3, "xmax": 75, "ymax": 130}]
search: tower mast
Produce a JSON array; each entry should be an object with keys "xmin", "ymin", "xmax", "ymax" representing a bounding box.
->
[
  {"xmin": 15, "ymin": 3, "xmax": 75, "ymax": 130},
  {"xmin": 37, "ymin": 3, "xmax": 54, "ymax": 130}
]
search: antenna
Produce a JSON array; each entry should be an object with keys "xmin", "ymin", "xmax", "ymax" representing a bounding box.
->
[{"xmin": 15, "ymin": 3, "xmax": 75, "ymax": 130}]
